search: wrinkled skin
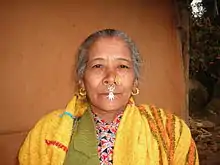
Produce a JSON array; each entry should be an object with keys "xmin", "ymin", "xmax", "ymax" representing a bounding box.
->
[{"xmin": 80, "ymin": 37, "xmax": 137, "ymax": 121}]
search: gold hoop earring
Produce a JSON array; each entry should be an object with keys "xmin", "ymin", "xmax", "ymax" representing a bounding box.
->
[
  {"xmin": 79, "ymin": 88, "xmax": 86, "ymax": 96},
  {"xmin": 131, "ymin": 87, "xmax": 139, "ymax": 96}
]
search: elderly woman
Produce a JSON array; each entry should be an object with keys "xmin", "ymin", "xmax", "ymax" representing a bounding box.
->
[{"xmin": 19, "ymin": 29, "xmax": 199, "ymax": 165}]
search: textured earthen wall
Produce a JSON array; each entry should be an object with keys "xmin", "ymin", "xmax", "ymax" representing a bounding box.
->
[{"xmin": 0, "ymin": 1, "xmax": 184, "ymax": 164}]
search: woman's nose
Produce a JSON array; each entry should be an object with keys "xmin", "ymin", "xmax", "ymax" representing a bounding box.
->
[{"xmin": 103, "ymin": 70, "xmax": 116, "ymax": 85}]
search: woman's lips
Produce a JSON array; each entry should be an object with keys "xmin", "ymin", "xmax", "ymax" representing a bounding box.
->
[
  {"xmin": 99, "ymin": 93, "xmax": 120, "ymax": 95},
  {"xmin": 99, "ymin": 93, "xmax": 121, "ymax": 99}
]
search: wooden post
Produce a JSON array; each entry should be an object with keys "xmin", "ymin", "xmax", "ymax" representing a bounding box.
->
[{"xmin": 173, "ymin": 0, "xmax": 190, "ymax": 123}]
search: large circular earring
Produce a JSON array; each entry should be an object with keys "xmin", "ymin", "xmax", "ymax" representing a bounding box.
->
[
  {"xmin": 131, "ymin": 87, "xmax": 139, "ymax": 96},
  {"xmin": 79, "ymin": 88, "xmax": 86, "ymax": 96}
]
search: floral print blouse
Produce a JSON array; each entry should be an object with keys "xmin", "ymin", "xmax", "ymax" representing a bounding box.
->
[{"xmin": 92, "ymin": 112, "xmax": 123, "ymax": 165}]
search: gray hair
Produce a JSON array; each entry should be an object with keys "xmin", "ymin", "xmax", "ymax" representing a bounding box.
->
[{"xmin": 75, "ymin": 29, "xmax": 142, "ymax": 82}]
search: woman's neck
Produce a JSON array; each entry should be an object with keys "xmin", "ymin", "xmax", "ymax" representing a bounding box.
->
[{"xmin": 91, "ymin": 107, "xmax": 124, "ymax": 123}]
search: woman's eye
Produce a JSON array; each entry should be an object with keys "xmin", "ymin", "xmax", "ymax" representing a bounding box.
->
[
  {"xmin": 92, "ymin": 64, "xmax": 103, "ymax": 68},
  {"xmin": 119, "ymin": 65, "xmax": 129, "ymax": 69}
]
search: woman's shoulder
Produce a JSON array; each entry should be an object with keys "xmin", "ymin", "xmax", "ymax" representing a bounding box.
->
[
  {"xmin": 29, "ymin": 109, "xmax": 66, "ymax": 133},
  {"xmin": 136, "ymin": 104, "xmax": 193, "ymax": 151},
  {"xmin": 136, "ymin": 104, "xmax": 190, "ymax": 136},
  {"xmin": 40, "ymin": 109, "xmax": 65, "ymax": 119},
  {"xmin": 137, "ymin": 104, "xmax": 185, "ymax": 123}
]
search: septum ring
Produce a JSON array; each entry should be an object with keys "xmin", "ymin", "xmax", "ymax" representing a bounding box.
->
[
  {"xmin": 107, "ymin": 84, "xmax": 115, "ymax": 101},
  {"xmin": 107, "ymin": 84, "xmax": 115, "ymax": 92},
  {"xmin": 103, "ymin": 81, "xmax": 116, "ymax": 101}
]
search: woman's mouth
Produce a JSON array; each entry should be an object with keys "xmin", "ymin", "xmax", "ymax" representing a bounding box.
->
[{"xmin": 99, "ymin": 93, "xmax": 121, "ymax": 100}]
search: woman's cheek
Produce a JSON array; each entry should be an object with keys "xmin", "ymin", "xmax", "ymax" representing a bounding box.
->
[
  {"xmin": 89, "ymin": 69, "xmax": 105, "ymax": 77},
  {"xmin": 117, "ymin": 70, "xmax": 135, "ymax": 81}
]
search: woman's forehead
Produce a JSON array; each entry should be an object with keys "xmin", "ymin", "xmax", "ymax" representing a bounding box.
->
[{"xmin": 87, "ymin": 37, "xmax": 131, "ymax": 61}]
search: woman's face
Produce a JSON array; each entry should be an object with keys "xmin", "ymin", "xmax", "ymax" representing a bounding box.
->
[{"xmin": 81, "ymin": 37, "xmax": 137, "ymax": 113}]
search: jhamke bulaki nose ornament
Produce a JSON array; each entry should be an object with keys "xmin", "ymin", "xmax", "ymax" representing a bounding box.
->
[{"xmin": 107, "ymin": 84, "xmax": 115, "ymax": 101}]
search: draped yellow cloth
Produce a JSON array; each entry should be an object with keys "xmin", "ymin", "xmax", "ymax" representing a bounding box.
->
[{"xmin": 19, "ymin": 95, "xmax": 199, "ymax": 165}]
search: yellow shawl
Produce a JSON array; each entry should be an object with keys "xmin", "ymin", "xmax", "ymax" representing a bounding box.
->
[{"xmin": 19, "ymin": 95, "xmax": 199, "ymax": 165}]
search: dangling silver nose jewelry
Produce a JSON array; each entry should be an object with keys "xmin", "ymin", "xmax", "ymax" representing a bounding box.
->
[
  {"xmin": 107, "ymin": 84, "xmax": 115, "ymax": 101},
  {"xmin": 104, "ymin": 75, "xmax": 120, "ymax": 101}
]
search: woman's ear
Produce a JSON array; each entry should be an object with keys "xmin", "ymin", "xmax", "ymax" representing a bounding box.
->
[
  {"xmin": 133, "ymin": 79, "xmax": 139, "ymax": 88},
  {"xmin": 78, "ymin": 79, "xmax": 85, "ymax": 89}
]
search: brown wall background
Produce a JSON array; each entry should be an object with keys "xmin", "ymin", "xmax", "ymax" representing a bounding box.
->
[{"xmin": 0, "ymin": 0, "xmax": 185, "ymax": 164}]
